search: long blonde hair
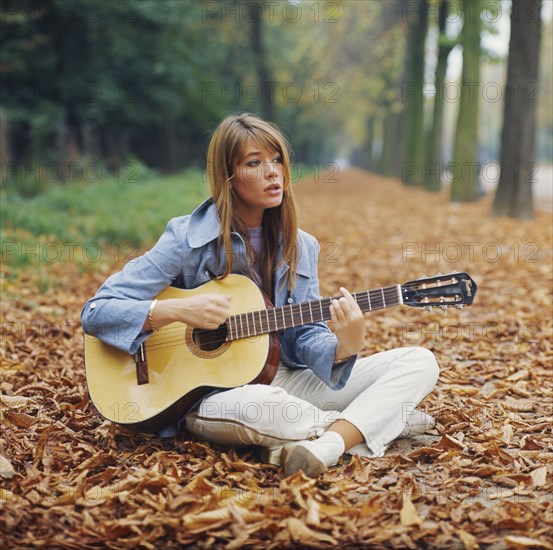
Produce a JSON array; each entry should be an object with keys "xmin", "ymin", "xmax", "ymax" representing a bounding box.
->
[{"xmin": 206, "ymin": 113, "xmax": 298, "ymax": 298}]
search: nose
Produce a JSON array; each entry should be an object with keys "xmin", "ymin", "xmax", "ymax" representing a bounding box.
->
[{"xmin": 265, "ymin": 161, "xmax": 277, "ymax": 178}]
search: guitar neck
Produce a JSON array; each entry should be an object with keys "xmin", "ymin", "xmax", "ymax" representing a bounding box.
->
[{"xmin": 226, "ymin": 284, "xmax": 403, "ymax": 341}]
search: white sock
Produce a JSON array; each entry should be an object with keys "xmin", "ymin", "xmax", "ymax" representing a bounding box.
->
[
  {"xmin": 314, "ymin": 430, "xmax": 346, "ymax": 464},
  {"xmin": 284, "ymin": 430, "xmax": 346, "ymax": 476}
]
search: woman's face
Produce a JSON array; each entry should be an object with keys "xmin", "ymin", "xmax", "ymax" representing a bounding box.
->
[{"xmin": 231, "ymin": 139, "xmax": 284, "ymax": 227}]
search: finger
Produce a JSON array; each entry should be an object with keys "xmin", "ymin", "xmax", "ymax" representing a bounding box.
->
[
  {"xmin": 332, "ymin": 298, "xmax": 346, "ymax": 323},
  {"xmin": 338, "ymin": 296, "xmax": 353, "ymax": 313},
  {"xmin": 339, "ymin": 291, "xmax": 360, "ymax": 315},
  {"xmin": 328, "ymin": 304, "xmax": 339, "ymax": 333},
  {"xmin": 219, "ymin": 294, "xmax": 232, "ymax": 304},
  {"xmin": 339, "ymin": 287, "xmax": 355, "ymax": 302},
  {"xmin": 340, "ymin": 287, "xmax": 362, "ymax": 315}
]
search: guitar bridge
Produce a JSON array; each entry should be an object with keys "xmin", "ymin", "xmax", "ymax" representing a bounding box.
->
[{"xmin": 134, "ymin": 344, "xmax": 149, "ymax": 385}]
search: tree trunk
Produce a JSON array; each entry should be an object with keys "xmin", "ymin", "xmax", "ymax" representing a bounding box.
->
[
  {"xmin": 377, "ymin": 0, "xmax": 406, "ymax": 178},
  {"xmin": 0, "ymin": 108, "xmax": 10, "ymax": 166},
  {"xmin": 380, "ymin": 113, "xmax": 396, "ymax": 176},
  {"xmin": 356, "ymin": 117, "xmax": 375, "ymax": 170},
  {"xmin": 492, "ymin": 0, "xmax": 542, "ymax": 219},
  {"xmin": 402, "ymin": 0, "xmax": 428, "ymax": 185},
  {"xmin": 250, "ymin": 0, "xmax": 273, "ymax": 120},
  {"xmin": 451, "ymin": 0, "xmax": 482, "ymax": 202},
  {"xmin": 424, "ymin": 0, "xmax": 454, "ymax": 191}
]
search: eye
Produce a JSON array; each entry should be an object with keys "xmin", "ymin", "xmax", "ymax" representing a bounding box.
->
[
  {"xmin": 273, "ymin": 156, "xmax": 283, "ymax": 164},
  {"xmin": 246, "ymin": 159, "xmax": 260, "ymax": 167}
]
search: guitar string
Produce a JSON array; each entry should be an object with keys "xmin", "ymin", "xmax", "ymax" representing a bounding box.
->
[
  {"xmin": 147, "ymin": 288, "xmax": 402, "ymax": 342},
  {"xmin": 144, "ymin": 295, "xmax": 460, "ymax": 355},
  {"xmin": 145, "ymin": 288, "xmax": 403, "ymax": 350},
  {"xmin": 143, "ymin": 287, "xmax": 403, "ymax": 353},
  {"xmin": 145, "ymin": 279, "xmax": 460, "ymax": 345}
]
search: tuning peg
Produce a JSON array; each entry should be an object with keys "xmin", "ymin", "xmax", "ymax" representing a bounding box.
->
[
  {"xmin": 440, "ymin": 305, "xmax": 448, "ymax": 310},
  {"xmin": 424, "ymin": 306, "xmax": 431, "ymax": 312},
  {"xmin": 455, "ymin": 305, "xmax": 464, "ymax": 310}
]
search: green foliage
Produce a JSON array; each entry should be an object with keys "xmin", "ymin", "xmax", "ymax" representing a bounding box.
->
[
  {"xmin": 1, "ymin": 169, "xmax": 209, "ymax": 268},
  {"xmin": 2, "ymin": 0, "xmax": 536, "ymax": 212}
]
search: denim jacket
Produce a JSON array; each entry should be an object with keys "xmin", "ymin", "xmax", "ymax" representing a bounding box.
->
[{"xmin": 81, "ymin": 198, "xmax": 356, "ymax": 390}]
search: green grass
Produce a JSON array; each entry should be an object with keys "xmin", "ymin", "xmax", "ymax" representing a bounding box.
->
[{"xmin": 1, "ymin": 169, "xmax": 209, "ymax": 269}]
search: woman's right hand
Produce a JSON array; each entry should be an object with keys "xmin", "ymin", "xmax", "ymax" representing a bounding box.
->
[{"xmin": 143, "ymin": 294, "xmax": 232, "ymax": 332}]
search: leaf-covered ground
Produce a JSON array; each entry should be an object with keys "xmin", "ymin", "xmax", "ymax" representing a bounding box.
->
[{"xmin": 1, "ymin": 168, "xmax": 552, "ymax": 549}]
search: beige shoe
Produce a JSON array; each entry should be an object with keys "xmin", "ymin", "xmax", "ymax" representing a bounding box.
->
[
  {"xmin": 399, "ymin": 409, "xmax": 435, "ymax": 438},
  {"xmin": 260, "ymin": 442, "xmax": 297, "ymax": 466}
]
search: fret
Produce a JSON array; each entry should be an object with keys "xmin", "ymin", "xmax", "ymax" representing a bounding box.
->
[
  {"xmin": 299, "ymin": 303, "xmax": 304, "ymax": 325},
  {"xmin": 257, "ymin": 310, "xmax": 263, "ymax": 335},
  {"xmin": 239, "ymin": 314, "xmax": 244, "ymax": 339},
  {"xmin": 273, "ymin": 307, "xmax": 278, "ymax": 331},
  {"xmin": 381, "ymin": 288, "xmax": 386, "ymax": 308},
  {"xmin": 228, "ymin": 316, "xmax": 234, "ymax": 340},
  {"xmin": 396, "ymin": 284, "xmax": 403, "ymax": 305},
  {"xmin": 308, "ymin": 300, "xmax": 313, "ymax": 322},
  {"xmin": 366, "ymin": 290, "xmax": 371, "ymax": 311},
  {"xmin": 265, "ymin": 309, "xmax": 271, "ymax": 332},
  {"xmin": 281, "ymin": 307, "xmax": 286, "ymax": 329},
  {"xmin": 290, "ymin": 304, "xmax": 295, "ymax": 326},
  {"xmin": 319, "ymin": 299, "xmax": 323, "ymax": 322}
]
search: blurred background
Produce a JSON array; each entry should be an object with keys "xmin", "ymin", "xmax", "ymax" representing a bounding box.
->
[{"xmin": 1, "ymin": 0, "xmax": 551, "ymax": 251}]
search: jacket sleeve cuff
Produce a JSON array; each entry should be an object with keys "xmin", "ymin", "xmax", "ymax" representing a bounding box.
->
[
  {"xmin": 329, "ymin": 351, "xmax": 358, "ymax": 389},
  {"xmin": 81, "ymin": 298, "xmax": 152, "ymax": 355},
  {"xmin": 302, "ymin": 332, "xmax": 357, "ymax": 390}
]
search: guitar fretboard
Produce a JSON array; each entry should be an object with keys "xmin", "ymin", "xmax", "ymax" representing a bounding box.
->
[{"xmin": 226, "ymin": 285, "xmax": 402, "ymax": 341}]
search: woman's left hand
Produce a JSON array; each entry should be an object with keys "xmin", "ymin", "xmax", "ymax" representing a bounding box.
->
[{"xmin": 329, "ymin": 287, "xmax": 366, "ymax": 362}]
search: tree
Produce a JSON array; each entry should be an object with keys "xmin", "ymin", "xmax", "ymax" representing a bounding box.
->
[
  {"xmin": 492, "ymin": 0, "xmax": 542, "ymax": 219},
  {"xmin": 424, "ymin": 0, "xmax": 455, "ymax": 191},
  {"xmin": 250, "ymin": 0, "xmax": 273, "ymax": 120},
  {"xmin": 451, "ymin": 0, "xmax": 482, "ymax": 201},
  {"xmin": 402, "ymin": 0, "xmax": 429, "ymax": 185}
]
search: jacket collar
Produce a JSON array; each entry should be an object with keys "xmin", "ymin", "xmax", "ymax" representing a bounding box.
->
[
  {"xmin": 275, "ymin": 232, "xmax": 311, "ymax": 279},
  {"xmin": 187, "ymin": 197, "xmax": 310, "ymax": 278},
  {"xmin": 187, "ymin": 198, "xmax": 221, "ymax": 248}
]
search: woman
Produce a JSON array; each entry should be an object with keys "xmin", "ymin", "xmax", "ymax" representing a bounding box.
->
[{"xmin": 81, "ymin": 113, "xmax": 439, "ymax": 477}]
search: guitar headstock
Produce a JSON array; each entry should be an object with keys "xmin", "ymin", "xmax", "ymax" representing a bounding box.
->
[{"xmin": 401, "ymin": 272, "xmax": 477, "ymax": 310}]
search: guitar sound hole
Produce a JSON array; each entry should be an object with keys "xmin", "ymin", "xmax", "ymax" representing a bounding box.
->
[{"xmin": 192, "ymin": 324, "xmax": 229, "ymax": 352}]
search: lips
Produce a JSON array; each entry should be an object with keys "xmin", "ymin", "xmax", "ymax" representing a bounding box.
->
[{"xmin": 264, "ymin": 184, "xmax": 282, "ymax": 192}]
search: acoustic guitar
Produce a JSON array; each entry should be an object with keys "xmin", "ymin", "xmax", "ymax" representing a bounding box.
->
[{"xmin": 84, "ymin": 272, "xmax": 477, "ymax": 433}]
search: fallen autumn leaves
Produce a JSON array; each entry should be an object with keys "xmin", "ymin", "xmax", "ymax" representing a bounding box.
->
[{"xmin": 1, "ymin": 168, "xmax": 552, "ymax": 548}]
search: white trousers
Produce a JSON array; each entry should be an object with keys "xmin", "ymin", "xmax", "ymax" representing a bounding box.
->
[{"xmin": 185, "ymin": 347, "xmax": 439, "ymax": 458}]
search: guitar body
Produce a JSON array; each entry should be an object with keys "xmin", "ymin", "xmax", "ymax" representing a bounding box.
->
[{"xmin": 84, "ymin": 274, "xmax": 280, "ymax": 433}]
